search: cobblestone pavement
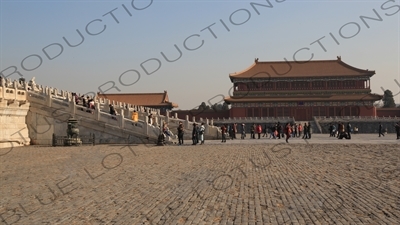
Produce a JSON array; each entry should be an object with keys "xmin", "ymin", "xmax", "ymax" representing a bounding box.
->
[{"xmin": 0, "ymin": 134, "xmax": 399, "ymax": 225}]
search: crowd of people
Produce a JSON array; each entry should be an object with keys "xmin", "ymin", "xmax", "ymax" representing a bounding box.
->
[
  {"xmin": 328, "ymin": 122, "xmax": 352, "ymax": 139},
  {"xmin": 219, "ymin": 122, "xmax": 312, "ymax": 143},
  {"xmin": 66, "ymin": 96, "xmax": 400, "ymax": 143},
  {"xmin": 191, "ymin": 122, "xmax": 206, "ymax": 145},
  {"xmin": 72, "ymin": 93, "xmax": 95, "ymax": 114}
]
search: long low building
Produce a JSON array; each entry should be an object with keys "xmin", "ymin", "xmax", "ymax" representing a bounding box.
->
[
  {"xmin": 224, "ymin": 57, "xmax": 383, "ymax": 121},
  {"xmin": 97, "ymin": 91, "xmax": 178, "ymax": 114}
]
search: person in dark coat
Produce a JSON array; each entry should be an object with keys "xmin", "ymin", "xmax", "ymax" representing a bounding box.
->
[
  {"xmin": 277, "ymin": 122, "xmax": 282, "ymax": 139},
  {"xmin": 177, "ymin": 122, "xmax": 184, "ymax": 145},
  {"xmin": 336, "ymin": 122, "xmax": 341, "ymax": 138},
  {"xmin": 378, "ymin": 122, "xmax": 385, "ymax": 137},
  {"xmin": 109, "ymin": 104, "xmax": 117, "ymax": 120},
  {"xmin": 307, "ymin": 122, "xmax": 312, "ymax": 139},
  {"xmin": 395, "ymin": 121, "xmax": 400, "ymax": 140},
  {"xmin": 241, "ymin": 123, "xmax": 246, "ymax": 139},
  {"xmin": 262, "ymin": 124, "xmax": 268, "ymax": 137},
  {"xmin": 233, "ymin": 123, "xmax": 237, "ymax": 139},
  {"xmin": 346, "ymin": 122, "xmax": 352, "ymax": 139},
  {"xmin": 221, "ymin": 124, "xmax": 227, "ymax": 142},
  {"xmin": 302, "ymin": 123, "xmax": 309, "ymax": 139},
  {"xmin": 192, "ymin": 123, "xmax": 198, "ymax": 145},
  {"xmin": 293, "ymin": 123, "xmax": 298, "ymax": 138},
  {"xmin": 250, "ymin": 124, "xmax": 255, "ymax": 139}
]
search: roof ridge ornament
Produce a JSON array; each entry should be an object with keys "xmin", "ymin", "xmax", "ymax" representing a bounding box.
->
[
  {"xmin": 255, "ymin": 58, "xmax": 259, "ymax": 63},
  {"xmin": 337, "ymin": 56, "xmax": 341, "ymax": 61}
]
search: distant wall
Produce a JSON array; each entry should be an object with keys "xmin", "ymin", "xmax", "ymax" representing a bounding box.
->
[{"xmin": 376, "ymin": 108, "xmax": 400, "ymax": 117}]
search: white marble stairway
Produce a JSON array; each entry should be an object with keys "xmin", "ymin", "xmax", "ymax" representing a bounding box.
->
[{"xmin": 1, "ymin": 77, "xmax": 222, "ymax": 147}]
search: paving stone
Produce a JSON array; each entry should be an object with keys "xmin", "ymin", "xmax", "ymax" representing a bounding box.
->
[{"xmin": 0, "ymin": 135, "xmax": 399, "ymax": 224}]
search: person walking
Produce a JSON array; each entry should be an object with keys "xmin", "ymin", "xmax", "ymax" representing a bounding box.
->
[
  {"xmin": 131, "ymin": 110, "xmax": 139, "ymax": 122},
  {"xmin": 82, "ymin": 95, "xmax": 87, "ymax": 108},
  {"xmin": 331, "ymin": 124, "xmax": 337, "ymax": 137},
  {"xmin": 337, "ymin": 122, "xmax": 342, "ymax": 138},
  {"xmin": 302, "ymin": 123, "xmax": 308, "ymax": 139},
  {"xmin": 285, "ymin": 123, "xmax": 292, "ymax": 143},
  {"xmin": 192, "ymin": 123, "xmax": 198, "ymax": 145},
  {"xmin": 233, "ymin": 123, "xmax": 238, "ymax": 139},
  {"xmin": 298, "ymin": 123, "xmax": 302, "ymax": 137},
  {"xmin": 199, "ymin": 122, "xmax": 205, "ymax": 144},
  {"xmin": 251, "ymin": 124, "xmax": 255, "ymax": 139},
  {"xmin": 329, "ymin": 123, "xmax": 333, "ymax": 137},
  {"xmin": 148, "ymin": 112, "xmax": 153, "ymax": 125},
  {"xmin": 262, "ymin": 124, "xmax": 268, "ymax": 137},
  {"xmin": 256, "ymin": 124, "xmax": 262, "ymax": 139},
  {"xmin": 177, "ymin": 122, "xmax": 184, "ymax": 145},
  {"xmin": 277, "ymin": 122, "xmax": 282, "ymax": 139},
  {"xmin": 346, "ymin": 122, "xmax": 352, "ymax": 139},
  {"xmin": 269, "ymin": 124, "xmax": 275, "ymax": 139},
  {"xmin": 229, "ymin": 124, "xmax": 235, "ymax": 140},
  {"xmin": 395, "ymin": 121, "xmax": 400, "ymax": 140},
  {"xmin": 378, "ymin": 122, "xmax": 385, "ymax": 137},
  {"xmin": 241, "ymin": 123, "xmax": 246, "ymax": 139},
  {"xmin": 307, "ymin": 122, "xmax": 312, "ymax": 139},
  {"xmin": 221, "ymin": 124, "xmax": 227, "ymax": 142},
  {"xmin": 109, "ymin": 104, "xmax": 117, "ymax": 120}
]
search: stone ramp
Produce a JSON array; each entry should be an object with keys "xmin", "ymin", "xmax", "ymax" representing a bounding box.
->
[{"xmin": 27, "ymin": 93, "xmax": 161, "ymax": 145}]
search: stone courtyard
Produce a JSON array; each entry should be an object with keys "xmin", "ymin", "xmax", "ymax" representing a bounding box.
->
[{"xmin": 0, "ymin": 134, "xmax": 399, "ymax": 225}]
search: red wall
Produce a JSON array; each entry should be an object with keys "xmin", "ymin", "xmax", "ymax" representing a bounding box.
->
[
  {"xmin": 359, "ymin": 106, "xmax": 377, "ymax": 117},
  {"xmin": 229, "ymin": 108, "xmax": 246, "ymax": 118},
  {"xmin": 377, "ymin": 108, "xmax": 400, "ymax": 117}
]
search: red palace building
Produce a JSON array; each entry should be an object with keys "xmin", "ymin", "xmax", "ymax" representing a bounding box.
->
[{"xmin": 224, "ymin": 57, "xmax": 383, "ymax": 121}]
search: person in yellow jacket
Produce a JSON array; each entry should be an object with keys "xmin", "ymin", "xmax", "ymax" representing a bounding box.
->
[{"xmin": 131, "ymin": 110, "xmax": 139, "ymax": 122}]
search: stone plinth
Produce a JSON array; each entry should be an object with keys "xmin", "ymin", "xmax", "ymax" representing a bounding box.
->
[{"xmin": 0, "ymin": 101, "xmax": 31, "ymax": 149}]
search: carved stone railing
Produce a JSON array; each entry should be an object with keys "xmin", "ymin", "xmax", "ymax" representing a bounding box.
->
[{"xmin": 0, "ymin": 78, "xmax": 224, "ymax": 140}]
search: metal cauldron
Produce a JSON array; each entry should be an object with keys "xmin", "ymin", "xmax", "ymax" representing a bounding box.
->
[{"xmin": 67, "ymin": 118, "xmax": 80, "ymax": 138}]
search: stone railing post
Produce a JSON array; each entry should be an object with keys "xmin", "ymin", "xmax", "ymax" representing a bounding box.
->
[
  {"xmin": 14, "ymin": 85, "xmax": 18, "ymax": 100},
  {"xmin": 144, "ymin": 121, "xmax": 149, "ymax": 136},
  {"xmin": 1, "ymin": 79, "xmax": 6, "ymax": 98},
  {"xmin": 175, "ymin": 112, "xmax": 178, "ymax": 119},
  {"xmin": 125, "ymin": 109, "xmax": 130, "ymax": 119},
  {"xmin": 165, "ymin": 111, "xmax": 170, "ymax": 123},
  {"xmin": 185, "ymin": 115, "xmax": 190, "ymax": 129},
  {"xmin": 119, "ymin": 109, "xmax": 124, "ymax": 128},
  {"xmin": 210, "ymin": 119, "xmax": 214, "ymax": 126},
  {"xmin": 205, "ymin": 119, "xmax": 209, "ymax": 135},
  {"xmin": 154, "ymin": 115, "xmax": 159, "ymax": 127},
  {"xmin": 95, "ymin": 103, "xmax": 100, "ymax": 120},
  {"xmin": 71, "ymin": 98, "xmax": 76, "ymax": 115},
  {"xmin": 46, "ymin": 90, "xmax": 52, "ymax": 107}
]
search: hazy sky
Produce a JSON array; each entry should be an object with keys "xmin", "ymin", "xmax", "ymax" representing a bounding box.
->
[{"xmin": 1, "ymin": 0, "xmax": 399, "ymax": 110}]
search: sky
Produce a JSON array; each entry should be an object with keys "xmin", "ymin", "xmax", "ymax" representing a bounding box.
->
[{"xmin": 1, "ymin": 0, "xmax": 399, "ymax": 110}]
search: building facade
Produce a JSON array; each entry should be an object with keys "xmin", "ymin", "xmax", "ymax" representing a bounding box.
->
[
  {"xmin": 97, "ymin": 91, "xmax": 178, "ymax": 114},
  {"xmin": 224, "ymin": 57, "xmax": 383, "ymax": 121}
]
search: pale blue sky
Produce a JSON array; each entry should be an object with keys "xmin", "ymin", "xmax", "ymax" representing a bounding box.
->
[{"xmin": 1, "ymin": 0, "xmax": 399, "ymax": 110}]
